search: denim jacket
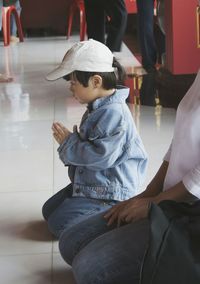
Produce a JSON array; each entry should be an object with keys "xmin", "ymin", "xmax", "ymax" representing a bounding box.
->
[{"xmin": 58, "ymin": 86, "xmax": 148, "ymax": 201}]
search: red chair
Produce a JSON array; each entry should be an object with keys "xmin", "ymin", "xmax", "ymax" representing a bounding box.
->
[
  {"xmin": 125, "ymin": 0, "xmax": 138, "ymax": 14},
  {"xmin": 67, "ymin": 0, "xmax": 87, "ymax": 41},
  {"xmin": 2, "ymin": 5, "xmax": 24, "ymax": 46}
]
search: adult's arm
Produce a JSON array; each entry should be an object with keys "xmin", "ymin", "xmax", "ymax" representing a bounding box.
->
[{"xmin": 105, "ymin": 160, "xmax": 169, "ymax": 225}]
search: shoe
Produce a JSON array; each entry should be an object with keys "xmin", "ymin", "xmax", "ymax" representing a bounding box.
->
[
  {"xmin": 144, "ymin": 66, "xmax": 157, "ymax": 73},
  {"xmin": 0, "ymin": 74, "xmax": 13, "ymax": 83},
  {"xmin": 10, "ymin": 36, "xmax": 20, "ymax": 43}
]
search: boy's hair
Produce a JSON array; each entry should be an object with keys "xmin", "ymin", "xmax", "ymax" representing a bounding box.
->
[{"xmin": 63, "ymin": 58, "xmax": 126, "ymax": 90}]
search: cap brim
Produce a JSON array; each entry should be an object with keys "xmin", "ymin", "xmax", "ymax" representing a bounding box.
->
[{"xmin": 45, "ymin": 66, "xmax": 72, "ymax": 81}]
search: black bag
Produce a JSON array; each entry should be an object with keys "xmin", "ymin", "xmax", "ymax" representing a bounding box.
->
[{"xmin": 140, "ymin": 200, "xmax": 200, "ymax": 284}]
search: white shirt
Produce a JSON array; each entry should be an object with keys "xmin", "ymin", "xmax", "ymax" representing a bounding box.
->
[{"xmin": 163, "ymin": 69, "xmax": 200, "ymax": 199}]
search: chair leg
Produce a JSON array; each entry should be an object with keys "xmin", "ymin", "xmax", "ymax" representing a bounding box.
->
[
  {"xmin": 2, "ymin": 8, "xmax": 9, "ymax": 46},
  {"xmin": 79, "ymin": 2, "xmax": 86, "ymax": 41},
  {"xmin": 12, "ymin": 9, "xmax": 24, "ymax": 42},
  {"xmin": 67, "ymin": 0, "xmax": 87, "ymax": 41},
  {"xmin": 67, "ymin": 6, "xmax": 73, "ymax": 39},
  {"xmin": 2, "ymin": 6, "xmax": 24, "ymax": 46}
]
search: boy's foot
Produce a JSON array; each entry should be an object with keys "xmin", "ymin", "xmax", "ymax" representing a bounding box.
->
[
  {"xmin": 0, "ymin": 74, "xmax": 13, "ymax": 83},
  {"xmin": 10, "ymin": 36, "xmax": 20, "ymax": 43}
]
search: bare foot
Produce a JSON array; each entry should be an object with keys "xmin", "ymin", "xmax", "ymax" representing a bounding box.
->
[
  {"xmin": 10, "ymin": 36, "xmax": 20, "ymax": 43},
  {"xmin": 0, "ymin": 74, "xmax": 13, "ymax": 83}
]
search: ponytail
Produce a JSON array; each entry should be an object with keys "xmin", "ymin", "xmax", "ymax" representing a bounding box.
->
[{"xmin": 112, "ymin": 57, "xmax": 126, "ymax": 85}]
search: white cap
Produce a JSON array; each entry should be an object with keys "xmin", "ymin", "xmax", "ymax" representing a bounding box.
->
[{"xmin": 46, "ymin": 39, "xmax": 114, "ymax": 81}]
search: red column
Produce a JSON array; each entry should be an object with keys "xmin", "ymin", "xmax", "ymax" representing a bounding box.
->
[{"xmin": 165, "ymin": 0, "xmax": 200, "ymax": 74}]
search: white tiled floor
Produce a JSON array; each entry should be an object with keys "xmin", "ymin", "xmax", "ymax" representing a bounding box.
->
[{"xmin": 0, "ymin": 36, "xmax": 176, "ymax": 284}]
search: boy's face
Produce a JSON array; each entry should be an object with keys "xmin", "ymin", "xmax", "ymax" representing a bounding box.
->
[{"xmin": 69, "ymin": 75, "xmax": 98, "ymax": 104}]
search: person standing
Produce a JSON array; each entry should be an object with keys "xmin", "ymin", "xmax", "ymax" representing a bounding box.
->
[
  {"xmin": 136, "ymin": 0, "xmax": 165, "ymax": 72},
  {"xmin": 84, "ymin": 0, "xmax": 127, "ymax": 52},
  {"xmin": 136, "ymin": 0, "xmax": 157, "ymax": 72}
]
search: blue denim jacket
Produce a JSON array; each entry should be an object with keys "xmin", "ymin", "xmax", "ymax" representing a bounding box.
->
[{"xmin": 58, "ymin": 86, "xmax": 148, "ymax": 201}]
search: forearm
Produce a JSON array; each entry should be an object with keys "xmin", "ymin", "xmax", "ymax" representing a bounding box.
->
[
  {"xmin": 58, "ymin": 131, "xmax": 127, "ymax": 170},
  {"xmin": 136, "ymin": 160, "xmax": 169, "ymax": 199},
  {"xmin": 154, "ymin": 181, "xmax": 194, "ymax": 204}
]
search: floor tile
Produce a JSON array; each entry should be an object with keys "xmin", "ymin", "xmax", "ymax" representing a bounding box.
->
[
  {"xmin": 0, "ymin": 254, "xmax": 52, "ymax": 284},
  {"xmin": 53, "ymin": 253, "xmax": 76, "ymax": 284}
]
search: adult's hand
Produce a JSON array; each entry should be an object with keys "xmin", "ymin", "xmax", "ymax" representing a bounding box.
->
[
  {"xmin": 104, "ymin": 197, "xmax": 154, "ymax": 227},
  {"xmin": 104, "ymin": 199, "xmax": 130, "ymax": 226}
]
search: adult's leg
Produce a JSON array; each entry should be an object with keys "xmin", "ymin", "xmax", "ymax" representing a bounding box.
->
[
  {"xmin": 42, "ymin": 184, "xmax": 73, "ymax": 220},
  {"xmin": 59, "ymin": 211, "xmax": 116, "ymax": 265},
  {"xmin": 136, "ymin": 0, "xmax": 157, "ymax": 71},
  {"xmin": 0, "ymin": 1, "xmax": 2, "ymax": 30},
  {"xmin": 0, "ymin": 4, "xmax": 13, "ymax": 83},
  {"xmin": 73, "ymin": 219, "xmax": 149, "ymax": 284},
  {"xmin": 84, "ymin": 0, "xmax": 105, "ymax": 44},
  {"xmin": 105, "ymin": 0, "xmax": 127, "ymax": 52},
  {"xmin": 47, "ymin": 197, "xmax": 115, "ymax": 238}
]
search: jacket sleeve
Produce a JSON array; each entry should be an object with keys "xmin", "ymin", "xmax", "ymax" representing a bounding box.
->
[
  {"xmin": 182, "ymin": 164, "xmax": 200, "ymax": 199},
  {"xmin": 57, "ymin": 109, "xmax": 133, "ymax": 170}
]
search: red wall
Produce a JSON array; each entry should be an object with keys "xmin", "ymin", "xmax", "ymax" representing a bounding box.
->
[
  {"xmin": 20, "ymin": 0, "xmax": 138, "ymax": 32},
  {"xmin": 165, "ymin": 0, "xmax": 200, "ymax": 74},
  {"xmin": 20, "ymin": 0, "xmax": 71, "ymax": 33}
]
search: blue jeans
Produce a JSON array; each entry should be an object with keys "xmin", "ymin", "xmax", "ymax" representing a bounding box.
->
[
  {"xmin": 59, "ymin": 212, "xmax": 149, "ymax": 284},
  {"xmin": 42, "ymin": 184, "xmax": 117, "ymax": 238},
  {"xmin": 136, "ymin": 0, "xmax": 157, "ymax": 69},
  {"xmin": 10, "ymin": 0, "xmax": 21, "ymax": 36},
  {"xmin": 0, "ymin": 2, "xmax": 3, "ymax": 30},
  {"xmin": 84, "ymin": 0, "xmax": 127, "ymax": 51}
]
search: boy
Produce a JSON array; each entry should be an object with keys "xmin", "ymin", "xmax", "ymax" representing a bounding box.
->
[{"xmin": 42, "ymin": 39, "xmax": 148, "ymax": 238}]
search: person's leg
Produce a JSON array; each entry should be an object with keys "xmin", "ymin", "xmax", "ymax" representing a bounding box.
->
[
  {"xmin": 47, "ymin": 197, "xmax": 115, "ymax": 238},
  {"xmin": 84, "ymin": 0, "xmax": 105, "ymax": 44},
  {"xmin": 42, "ymin": 184, "xmax": 73, "ymax": 220},
  {"xmin": 0, "ymin": 3, "xmax": 13, "ymax": 82},
  {"xmin": 140, "ymin": 72, "xmax": 156, "ymax": 106},
  {"xmin": 0, "ymin": 1, "xmax": 2, "ymax": 31},
  {"xmin": 10, "ymin": 0, "xmax": 21, "ymax": 37},
  {"xmin": 105, "ymin": 0, "xmax": 127, "ymax": 52},
  {"xmin": 73, "ymin": 219, "xmax": 149, "ymax": 284},
  {"xmin": 59, "ymin": 211, "xmax": 116, "ymax": 265},
  {"xmin": 136, "ymin": 0, "xmax": 157, "ymax": 71}
]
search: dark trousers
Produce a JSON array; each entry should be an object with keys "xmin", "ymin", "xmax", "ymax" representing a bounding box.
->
[
  {"xmin": 136, "ymin": 0, "xmax": 157, "ymax": 69},
  {"xmin": 84, "ymin": 0, "xmax": 127, "ymax": 52}
]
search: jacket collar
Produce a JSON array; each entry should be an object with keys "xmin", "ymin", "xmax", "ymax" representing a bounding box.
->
[{"xmin": 88, "ymin": 86, "xmax": 129, "ymax": 112}]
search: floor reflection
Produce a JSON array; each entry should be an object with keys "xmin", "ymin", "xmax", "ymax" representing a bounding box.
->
[{"xmin": 5, "ymin": 83, "xmax": 30, "ymax": 121}]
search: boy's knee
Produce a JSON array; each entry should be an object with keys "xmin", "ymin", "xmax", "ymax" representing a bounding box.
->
[
  {"xmin": 47, "ymin": 214, "xmax": 63, "ymax": 238},
  {"xmin": 41, "ymin": 201, "xmax": 49, "ymax": 220}
]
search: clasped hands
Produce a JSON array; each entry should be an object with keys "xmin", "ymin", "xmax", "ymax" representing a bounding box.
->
[
  {"xmin": 52, "ymin": 122, "xmax": 72, "ymax": 145},
  {"xmin": 104, "ymin": 196, "xmax": 155, "ymax": 227}
]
